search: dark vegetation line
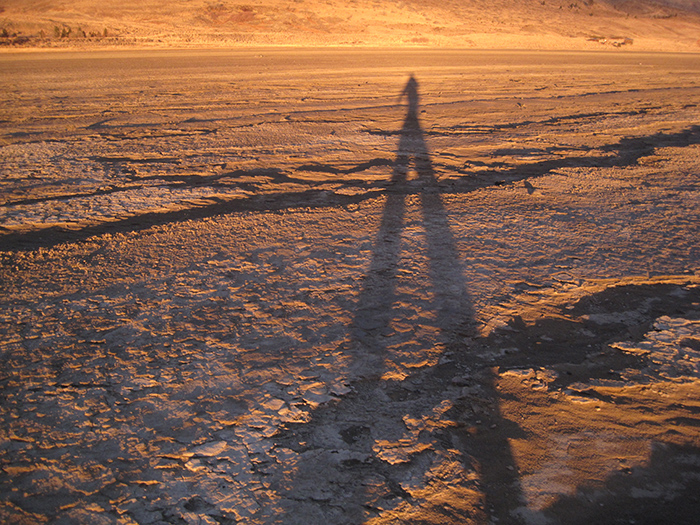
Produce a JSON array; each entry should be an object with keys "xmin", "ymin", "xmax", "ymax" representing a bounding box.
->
[
  {"xmin": 363, "ymin": 108, "xmax": 655, "ymax": 137},
  {"xmin": 0, "ymin": 163, "xmax": 386, "ymax": 208},
  {"xmin": 3, "ymin": 185, "xmax": 148, "ymax": 207},
  {"xmin": 0, "ymin": 189, "xmax": 383, "ymax": 252},
  {"xmin": 2, "ymin": 125, "xmax": 699, "ymax": 252},
  {"xmin": 453, "ymin": 126, "xmax": 700, "ymax": 180},
  {"xmin": 296, "ymin": 157, "xmax": 394, "ymax": 174}
]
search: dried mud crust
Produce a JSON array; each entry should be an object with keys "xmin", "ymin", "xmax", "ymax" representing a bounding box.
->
[
  {"xmin": 272, "ymin": 281, "xmax": 700, "ymax": 525},
  {"xmin": 1, "ymin": 50, "xmax": 700, "ymax": 524},
  {"xmin": 2, "ymin": 51, "xmax": 700, "ymax": 254},
  {"xmin": 1, "ymin": 273, "xmax": 698, "ymax": 524}
]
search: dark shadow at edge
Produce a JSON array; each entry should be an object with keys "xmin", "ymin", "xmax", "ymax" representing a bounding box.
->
[{"xmin": 545, "ymin": 441, "xmax": 700, "ymax": 524}]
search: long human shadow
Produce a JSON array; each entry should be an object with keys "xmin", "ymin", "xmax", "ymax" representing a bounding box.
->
[
  {"xmin": 354, "ymin": 75, "xmax": 525, "ymax": 522},
  {"xmin": 352, "ymin": 75, "xmax": 476, "ymax": 361},
  {"xmin": 274, "ymin": 76, "xmax": 523, "ymax": 523}
]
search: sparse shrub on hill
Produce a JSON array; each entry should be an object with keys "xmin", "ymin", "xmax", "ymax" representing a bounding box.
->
[
  {"xmin": 54, "ymin": 24, "xmax": 72, "ymax": 38},
  {"xmin": 0, "ymin": 25, "xmax": 29, "ymax": 46}
]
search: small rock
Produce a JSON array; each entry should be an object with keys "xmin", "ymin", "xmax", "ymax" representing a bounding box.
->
[
  {"xmin": 191, "ymin": 441, "xmax": 228, "ymax": 457},
  {"xmin": 451, "ymin": 375, "xmax": 470, "ymax": 386}
]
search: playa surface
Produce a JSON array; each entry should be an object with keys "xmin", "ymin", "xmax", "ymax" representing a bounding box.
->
[{"xmin": 1, "ymin": 49, "xmax": 700, "ymax": 524}]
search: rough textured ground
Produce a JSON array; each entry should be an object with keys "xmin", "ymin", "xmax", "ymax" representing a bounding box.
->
[{"xmin": 1, "ymin": 49, "xmax": 700, "ymax": 524}]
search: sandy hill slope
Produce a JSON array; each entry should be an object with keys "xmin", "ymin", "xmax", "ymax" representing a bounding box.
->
[{"xmin": 1, "ymin": 0, "xmax": 700, "ymax": 50}]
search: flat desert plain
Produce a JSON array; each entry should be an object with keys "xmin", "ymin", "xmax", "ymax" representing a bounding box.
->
[{"xmin": 1, "ymin": 49, "xmax": 700, "ymax": 524}]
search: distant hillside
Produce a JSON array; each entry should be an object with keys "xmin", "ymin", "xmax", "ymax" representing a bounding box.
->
[
  {"xmin": 607, "ymin": 0, "xmax": 700, "ymax": 14},
  {"xmin": 2, "ymin": 0, "xmax": 700, "ymax": 51}
]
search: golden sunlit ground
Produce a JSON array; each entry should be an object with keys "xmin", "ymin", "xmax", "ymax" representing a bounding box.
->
[{"xmin": 1, "ymin": 3, "xmax": 700, "ymax": 524}]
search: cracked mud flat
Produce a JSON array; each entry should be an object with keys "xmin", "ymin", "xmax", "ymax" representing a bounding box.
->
[{"xmin": 1, "ymin": 49, "xmax": 699, "ymax": 524}]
